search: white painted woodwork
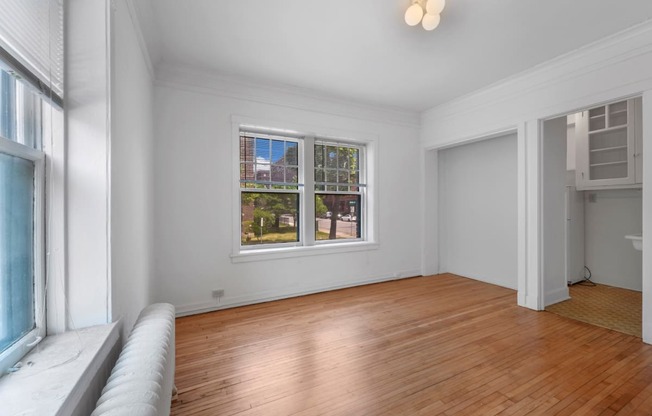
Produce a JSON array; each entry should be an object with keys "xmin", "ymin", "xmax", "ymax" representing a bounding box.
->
[
  {"xmin": 132, "ymin": 0, "xmax": 652, "ymax": 111},
  {"xmin": 542, "ymin": 117, "xmax": 570, "ymax": 306},
  {"xmin": 65, "ymin": 0, "xmax": 111, "ymax": 328},
  {"xmin": 575, "ymin": 98, "xmax": 640, "ymax": 190}
]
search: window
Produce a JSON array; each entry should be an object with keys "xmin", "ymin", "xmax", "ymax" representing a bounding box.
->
[
  {"xmin": 240, "ymin": 133, "xmax": 301, "ymax": 247},
  {"xmin": 239, "ymin": 130, "xmax": 367, "ymax": 251},
  {"xmin": 0, "ymin": 65, "xmax": 46, "ymax": 375},
  {"xmin": 314, "ymin": 141, "xmax": 364, "ymax": 241}
]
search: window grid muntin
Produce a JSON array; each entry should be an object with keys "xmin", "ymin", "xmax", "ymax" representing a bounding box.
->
[
  {"xmin": 0, "ymin": 76, "xmax": 45, "ymax": 372},
  {"xmin": 239, "ymin": 132, "xmax": 304, "ymax": 249},
  {"xmin": 0, "ymin": 68, "xmax": 43, "ymax": 151},
  {"xmin": 314, "ymin": 141, "xmax": 364, "ymax": 193},
  {"xmin": 240, "ymin": 133, "xmax": 300, "ymax": 190}
]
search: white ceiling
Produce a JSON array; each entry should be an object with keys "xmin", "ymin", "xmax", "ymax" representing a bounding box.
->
[{"xmin": 137, "ymin": 0, "xmax": 652, "ymax": 112}]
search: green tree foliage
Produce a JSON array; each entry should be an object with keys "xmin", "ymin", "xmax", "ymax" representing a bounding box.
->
[
  {"xmin": 252, "ymin": 208, "xmax": 275, "ymax": 234},
  {"xmin": 315, "ymin": 196, "xmax": 328, "ymax": 218}
]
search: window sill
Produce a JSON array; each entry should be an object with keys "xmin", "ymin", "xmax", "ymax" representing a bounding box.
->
[
  {"xmin": 0, "ymin": 322, "xmax": 120, "ymax": 416},
  {"xmin": 231, "ymin": 241, "xmax": 379, "ymax": 263}
]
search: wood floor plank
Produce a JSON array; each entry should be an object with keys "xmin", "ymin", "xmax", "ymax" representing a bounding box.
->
[{"xmin": 171, "ymin": 274, "xmax": 652, "ymax": 415}]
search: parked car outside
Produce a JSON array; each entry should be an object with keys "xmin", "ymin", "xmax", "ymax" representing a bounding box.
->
[{"xmin": 341, "ymin": 214, "xmax": 356, "ymax": 222}]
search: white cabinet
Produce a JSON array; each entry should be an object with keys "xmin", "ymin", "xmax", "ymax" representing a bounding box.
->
[{"xmin": 575, "ymin": 97, "xmax": 642, "ymax": 190}]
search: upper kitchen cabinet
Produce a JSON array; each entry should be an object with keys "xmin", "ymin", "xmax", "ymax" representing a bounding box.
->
[{"xmin": 575, "ymin": 97, "xmax": 642, "ymax": 190}]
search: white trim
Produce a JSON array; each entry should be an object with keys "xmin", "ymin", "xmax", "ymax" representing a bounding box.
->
[
  {"xmin": 420, "ymin": 148, "xmax": 438, "ymax": 276},
  {"xmin": 526, "ymin": 120, "xmax": 543, "ymax": 310},
  {"xmin": 0, "ymin": 136, "xmax": 46, "ymax": 375},
  {"xmin": 105, "ymin": 0, "xmax": 113, "ymax": 326},
  {"xmin": 516, "ymin": 123, "xmax": 528, "ymax": 307},
  {"xmin": 642, "ymin": 91, "xmax": 652, "ymax": 343},
  {"xmin": 43, "ymin": 102, "xmax": 66, "ymax": 334},
  {"xmin": 422, "ymin": 20, "xmax": 652, "ymax": 127},
  {"xmin": 231, "ymin": 241, "xmax": 379, "ymax": 263},
  {"xmin": 421, "ymin": 21, "xmax": 652, "ymax": 150},
  {"xmin": 231, "ymin": 115, "xmax": 379, "ymax": 259},
  {"xmin": 157, "ymin": 64, "xmax": 420, "ymax": 128},
  {"xmin": 425, "ymin": 126, "xmax": 519, "ymax": 152},
  {"xmin": 123, "ymin": 0, "xmax": 154, "ymax": 78},
  {"xmin": 545, "ymin": 287, "xmax": 571, "ymax": 308},
  {"xmin": 175, "ymin": 269, "xmax": 420, "ymax": 316},
  {"xmin": 0, "ymin": 322, "xmax": 120, "ymax": 416}
]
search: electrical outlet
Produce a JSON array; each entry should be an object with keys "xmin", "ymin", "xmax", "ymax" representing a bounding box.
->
[{"xmin": 212, "ymin": 289, "xmax": 224, "ymax": 298}]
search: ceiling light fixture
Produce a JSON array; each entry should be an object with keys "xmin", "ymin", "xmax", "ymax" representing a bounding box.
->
[{"xmin": 404, "ymin": 0, "xmax": 445, "ymax": 31}]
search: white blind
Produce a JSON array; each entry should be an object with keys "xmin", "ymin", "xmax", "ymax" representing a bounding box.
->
[{"xmin": 0, "ymin": 0, "xmax": 64, "ymax": 100}]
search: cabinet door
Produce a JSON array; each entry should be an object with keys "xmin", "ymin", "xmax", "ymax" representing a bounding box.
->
[
  {"xmin": 634, "ymin": 97, "xmax": 643, "ymax": 184},
  {"xmin": 576, "ymin": 100, "xmax": 636, "ymax": 189}
]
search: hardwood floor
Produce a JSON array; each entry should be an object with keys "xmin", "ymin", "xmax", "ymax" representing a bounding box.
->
[{"xmin": 171, "ymin": 274, "xmax": 652, "ymax": 415}]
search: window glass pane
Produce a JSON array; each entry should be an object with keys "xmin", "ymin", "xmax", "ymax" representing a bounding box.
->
[
  {"xmin": 314, "ymin": 144, "xmax": 323, "ymax": 168},
  {"xmin": 0, "ymin": 152, "xmax": 35, "ymax": 354},
  {"xmin": 314, "ymin": 168, "xmax": 324, "ymax": 183},
  {"xmin": 350, "ymin": 149, "xmax": 359, "ymax": 170},
  {"xmin": 286, "ymin": 142, "xmax": 298, "ymax": 166},
  {"xmin": 255, "ymin": 137, "xmax": 270, "ymax": 162},
  {"xmin": 326, "ymin": 146, "xmax": 337, "ymax": 168},
  {"xmin": 0, "ymin": 69, "xmax": 43, "ymax": 150},
  {"xmin": 270, "ymin": 165, "xmax": 284, "ymax": 183},
  {"xmin": 240, "ymin": 136, "xmax": 254, "ymax": 163},
  {"xmin": 326, "ymin": 169, "xmax": 337, "ymax": 183},
  {"xmin": 241, "ymin": 192, "xmax": 299, "ymax": 246},
  {"xmin": 0, "ymin": 70, "xmax": 16, "ymax": 142},
  {"xmin": 315, "ymin": 194, "xmax": 361, "ymax": 241},
  {"xmin": 254, "ymin": 162, "xmax": 270, "ymax": 182},
  {"xmin": 285, "ymin": 167, "xmax": 298, "ymax": 184},
  {"xmin": 338, "ymin": 147, "xmax": 349, "ymax": 169},
  {"xmin": 271, "ymin": 140, "xmax": 285, "ymax": 164}
]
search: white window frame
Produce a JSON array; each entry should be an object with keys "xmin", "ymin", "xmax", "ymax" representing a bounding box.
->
[
  {"xmin": 239, "ymin": 132, "xmax": 304, "ymax": 250},
  {"xmin": 231, "ymin": 116, "xmax": 379, "ymax": 263},
  {"xmin": 313, "ymin": 139, "xmax": 367, "ymax": 246},
  {"xmin": 0, "ymin": 135, "xmax": 46, "ymax": 376}
]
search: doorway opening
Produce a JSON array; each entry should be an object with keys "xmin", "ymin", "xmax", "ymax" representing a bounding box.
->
[{"xmin": 541, "ymin": 97, "xmax": 643, "ymax": 337}]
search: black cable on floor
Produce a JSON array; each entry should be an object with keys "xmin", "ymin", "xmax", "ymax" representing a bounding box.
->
[{"xmin": 575, "ymin": 265, "xmax": 596, "ymax": 286}]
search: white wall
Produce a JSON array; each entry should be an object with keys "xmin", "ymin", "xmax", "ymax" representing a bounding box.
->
[
  {"xmin": 438, "ymin": 133, "xmax": 518, "ymax": 289},
  {"xmin": 584, "ymin": 189, "xmax": 643, "ymax": 291},
  {"xmin": 542, "ymin": 117, "xmax": 569, "ymax": 305},
  {"xmin": 110, "ymin": 0, "xmax": 154, "ymax": 338},
  {"xmin": 420, "ymin": 21, "xmax": 652, "ymax": 334},
  {"xmin": 565, "ymin": 117, "xmax": 643, "ymax": 292},
  {"xmin": 65, "ymin": 0, "xmax": 111, "ymax": 329},
  {"xmin": 151, "ymin": 68, "xmax": 422, "ymax": 314}
]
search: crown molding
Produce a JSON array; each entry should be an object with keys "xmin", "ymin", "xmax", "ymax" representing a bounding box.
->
[
  {"xmin": 422, "ymin": 19, "xmax": 652, "ymax": 125},
  {"xmin": 123, "ymin": 0, "xmax": 160, "ymax": 79},
  {"xmin": 154, "ymin": 63, "xmax": 421, "ymax": 128}
]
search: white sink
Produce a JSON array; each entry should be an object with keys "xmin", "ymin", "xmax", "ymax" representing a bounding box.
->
[{"xmin": 625, "ymin": 234, "xmax": 642, "ymax": 251}]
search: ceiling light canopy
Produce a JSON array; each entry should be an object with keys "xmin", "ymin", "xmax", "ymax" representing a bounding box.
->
[{"xmin": 404, "ymin": 0, "xmax": 446, "ymax": 31}]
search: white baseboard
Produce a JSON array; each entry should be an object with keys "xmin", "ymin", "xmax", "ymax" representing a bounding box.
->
[
  {"xmin": 175, "ymin": 269, "xmax": 422, "ymax": 317},
  {"xmin": 544, "ymin": 287, "xmax": 570, "ymax": 308}
]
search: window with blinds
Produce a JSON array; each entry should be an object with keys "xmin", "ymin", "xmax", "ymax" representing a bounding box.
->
[
  {"xmin": 0, "ymin": 0, "xmax": 64, "ymax": 105},
  {"xmin": 0, "ymin": 0, "xmax": 61, "ymax": 377}
]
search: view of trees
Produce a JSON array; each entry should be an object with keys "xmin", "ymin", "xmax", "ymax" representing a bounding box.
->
[{"xmin": 240, "ymin": 135, "xmax": 362, "ymax": 245}]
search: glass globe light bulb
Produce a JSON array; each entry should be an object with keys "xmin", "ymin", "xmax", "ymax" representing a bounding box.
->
[
  {"xmin": 422, "ymin": 13, "xmax": 441, "ymax": 31},
  {"xmin": 405, "ymin": 3, "xmax": 424, "ymax": 26},
  {"xmin": 426, "ymin": 0, "xmax": 445, "ymax": 15}
]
